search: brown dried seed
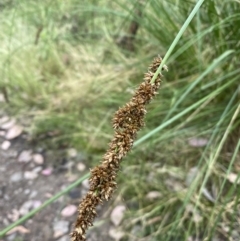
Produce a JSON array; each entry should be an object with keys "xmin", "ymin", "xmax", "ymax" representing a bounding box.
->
[{"xmin": 71, "ymin": 56, "xmax": 166, "ymax": 241}]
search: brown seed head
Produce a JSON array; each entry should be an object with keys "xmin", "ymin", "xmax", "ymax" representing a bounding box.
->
[{"xmin": 71, "ymin": 56, "xmax": 167, "ymax": 240}]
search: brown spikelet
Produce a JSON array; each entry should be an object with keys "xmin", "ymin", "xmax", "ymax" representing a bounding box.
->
[{"xmin": 71, "ymin": 56, "xmax": 167, "ymax": 241}]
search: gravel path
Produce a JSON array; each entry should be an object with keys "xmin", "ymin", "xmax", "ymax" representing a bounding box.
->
[{"xmin": 0, "ymin": 114, "xmax": 114, "ymax": 241}]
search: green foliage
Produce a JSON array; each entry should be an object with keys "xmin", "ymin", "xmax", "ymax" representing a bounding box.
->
[{"xmin": 0, "ymin": 0, "xmax": 240, "ymax": 240}]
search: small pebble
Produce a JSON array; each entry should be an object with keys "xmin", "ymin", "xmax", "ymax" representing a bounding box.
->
[
  {"xmin": 61, "ymin": 205, "xmax": 77, "ymax": 217},
  {"xmin": 18, "ymin": 150, "xmax": 32, "ymax": 163},
  {"xmin": 5, "ymin": 124, "xmax": 23, "ymax": 139},
  {"xmin": 0, "ymin": 116, "xmax": 9, "ymax": 125},
  {"xmin": 14, "ymin": 188, "xmax": 23, "ymax": 195},
  {"xmin": 67, "ymin": 148, "xmax": 77, "ymax": 158},
  {"xmin": 24, "ymin": 171, "xmax": 38, "ymax": 180},
  {"xmin": 110, "ymin": 205, "xmax": 126, "ymax": 226},
  {"xmin": 32, "ymin": 167, "xmax": 43, "ymax": 173},
  {"xmin": 1, "ymin": 140, "xmax": 11, "ymax": 150},
  {"xmin": 32, "ymin": 200, "xmax": 42, "ymax": 209},
  {"xmin": 1, "ymin": 119, "xmax": 15, "ymax": 130},
  {"xmin": 4, "ymin": 194, "xmax": 10, "ymax": 200},
  {"xmin": 33, "ymin": 153, "xmax": 44, "ymax": 165},
  {"xmin": 109, "ymin": 228, "xmax": 125, "ymax": 241},
  {"xmin": 0, "ymin": 93, "xmax": 5, "ymax": 102},
  {"xmin": 24, "ymin": 189, "xmax": 30, "ymax": 195},
  {"xmin": 29, "ymin": 190, "xmax": 38, "ymax": 198},
  {"xmin": 82, "ymin": 179, "xmax": 89, "ymax": 189},
  {"xmin": 3, "ymin": 218, "xmax": 9, "ymax": 226},
  {"xmin": 19, "ymin": 200, "xmax": 34, "ymax": 216},
  {"xmin": 77, "ymin": 163, "xmax": 86, "ymax": 172},
  {"xmin": 0, "ymin": 166, "xmax": 6, "ymax": 172},
  {"xmin": 67, "ymin": 174, "xmax": 78, "ymax": 182},
  {"xmin": 10, "ymin": 172, "xmax": 23, "ymax": 183},
  {"xmin": 6, "ymin": 233, "xmax": 16, "ymax": 241},
  {"xmin": 7, "ymin": 209, "xmax": 20, "ymax": 222},
  {"xmin": 41, "ymin": 167, "xmax": 53, "ymax": 176},
  {"xmin": 146, "ymin": 191, "xmax": 162, "ymax": 200},
  {"xmin": 188, "ymin": 137, "xmax": 208, "ymax": 147},
  {"xmin": 53, "ymin": 220, "xmax": 70, "ymax": 238}
]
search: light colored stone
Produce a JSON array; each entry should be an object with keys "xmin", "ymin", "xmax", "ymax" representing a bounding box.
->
[
  {"xmin": 5, "ymin": 124, "xmax": 23, "ymax": 139},
  {"xmin": 4, "ymin": 194, "xmax": 10, "ymax": 200},
  {"xmin": 227, "ymin": 173, "xmax": 240, "ymax": 184},
  {"xmin": 7, "ymin": 209, "xmax": 20, "ymax": 222},
  {"xmin": 19, "ymin": 200, "xmax": 34, "ymax": 216},
  {"xmin": 33, "ymin": 153, "xmax": 44, "ymax": 165},
  {"xmin": 1, "ymin": 119, "xmax": 16, "ymax": 130},
  {"xmin": 32, "ymin": 167, "xmax": 43, "ymax": 173},
  {"xmin": 18, "ymin": 150, "xmax": 32, "ymax": 163},
  {"xmin": 67, "ymin": 148, "xmax": 77, "ymax": 158},
  {"xmin": 146, "ymin": 191, "xmax": 162, "ymax": 200},
  {"xmin": 24, "ymin": 189, "xmax": 30, "ymax": 195},
  {"xmin": 24, "ymin": 171, "xmax": 38, "ymax": 180},
  {"xmin": 1, "ymin": 141, "xmax": 11, "ymax": 150},
  {"xmin": 41, "ymin": 167, "xmax": 53, "ymax": 176},
  {"xmin": 61, "ymin": 205, "xmax": 77, "ymax": 217},
  {"xmin": 0, "ymin": 93, "xmax": 5, "ymax": 102},
  {"xmin": 109, "ymin": 227, "xmax": 125, "ymax": 241},
  {"xmin": 14, "ymin": 188, "xmax": 23, "ymax": 195},
  {"xmin": 0, "ymin": 116, "xmax": 9, "ymax": 125},
  {"xmin": 32, "ymin": 200, "xmax": 42, "ymax": 209},
  {"xmin": 53, "ymin": 220, "xmax": 70, "ymax": 238},
  {"xmin": 6, "ymin": 233, "xmax": 16, "ymax": 240},
  {"xmin": 110, "ymin": 205, "xmax": 126, "ymax": 226},
  {"xmin": 77, "ymin": 163, "xmax": 86, "ymax": 172},
  {"xmin": 82, "ymin": 179, "xmax": 89, "ymax": 189},
  {"xmin": 29, "ymin": 190, "xmax": 38, "ymax": 198},
  {"xmin": 10, "ymin": 172, "xmax": 23, "ymax": 182},
  {"xmin": 188, "ymin": 137, "xmax": 208, "ymax": 147},
  {"xmin": 66, "ymin": 174, "xmax": 78, "ymax": 182}
]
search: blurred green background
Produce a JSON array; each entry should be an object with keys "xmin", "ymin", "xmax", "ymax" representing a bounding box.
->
[{"xmin": 0, "ymin": 0, "xmax": 240, "ymax": 240}]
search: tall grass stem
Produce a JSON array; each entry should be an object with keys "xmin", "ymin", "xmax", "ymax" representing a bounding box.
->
[{"xmin": 150, "ymin": 0, "xmax": 205, "ymax": 84}]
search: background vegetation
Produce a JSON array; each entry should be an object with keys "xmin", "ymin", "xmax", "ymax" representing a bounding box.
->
[{"xmin": 1, "ymin": 0, "xmax": 240, "ymax": 240}]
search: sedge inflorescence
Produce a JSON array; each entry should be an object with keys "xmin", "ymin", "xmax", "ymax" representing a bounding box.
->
[{"xmin": 71, "ymin": 56, "xmax": 167, "ymax": 241}]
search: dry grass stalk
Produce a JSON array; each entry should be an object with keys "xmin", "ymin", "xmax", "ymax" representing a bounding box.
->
[{"xmin": 71, "ymin": 56, "xmax": 167, "ymax": 241}]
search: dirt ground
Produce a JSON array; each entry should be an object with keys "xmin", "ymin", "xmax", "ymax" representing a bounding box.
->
[{"xmin": 0, "ymin": 114, "xmax": 114, "ymax": 241}]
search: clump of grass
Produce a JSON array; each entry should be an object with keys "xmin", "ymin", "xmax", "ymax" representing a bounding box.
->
[
  {"xmin": 0, "ymin": 0, "xmax": 137, "ymax": 149},
  {"xmin": 1, "ymin": 0, "xmax": 240, "ymax": 241}
]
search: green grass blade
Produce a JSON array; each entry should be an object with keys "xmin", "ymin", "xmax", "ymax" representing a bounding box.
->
[
  {"xmin": 150, "ymin": 0, "xmax": 205, "ymax": 84},
  {"xmin": 164, "ymin": 50, "xmax": 234, "ymax": 121},
  {"xmin": 134, "ymin": 77, "xmax": 234, "ymax": 147}
]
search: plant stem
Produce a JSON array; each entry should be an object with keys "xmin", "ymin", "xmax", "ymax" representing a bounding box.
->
[{"xmin": 150, "ymin": 0, "xmax": 205, "ymax": 84}]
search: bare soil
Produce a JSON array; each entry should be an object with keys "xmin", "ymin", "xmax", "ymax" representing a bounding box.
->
[{"xmin": 0, "ymin": 119, "xmax": 113, "ymax": 241}]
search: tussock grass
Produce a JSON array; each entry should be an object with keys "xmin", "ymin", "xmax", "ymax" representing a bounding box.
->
[{"xmin": 1, "ymin": 0, "xmax": 240, "ymax": 240}]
